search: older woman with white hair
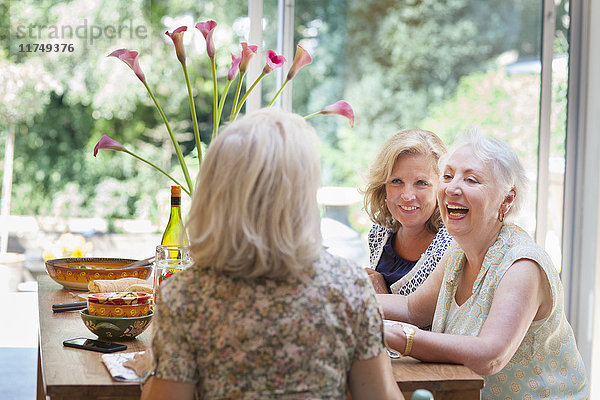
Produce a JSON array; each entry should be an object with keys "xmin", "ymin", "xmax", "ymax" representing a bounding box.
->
[
  {"xmin": 378, "ymin": 130, "xmax": 589, "ymax": 399},
  {"xmin": 141, "ymin": 109, "xmax": 404, "ymax": 400}
]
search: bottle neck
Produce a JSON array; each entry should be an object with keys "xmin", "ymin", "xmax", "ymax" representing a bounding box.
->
[{"xmin": 171, "ymin": 195, "xmax": 181, "ymax": 207}]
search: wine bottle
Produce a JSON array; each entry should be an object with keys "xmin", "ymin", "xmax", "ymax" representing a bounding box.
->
[{"xmin": 160, "ymin": 185, "xmax": 189, "ymax": 245}]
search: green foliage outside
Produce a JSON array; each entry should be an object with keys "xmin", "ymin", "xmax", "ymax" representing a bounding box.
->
[{"xmin": 0, "ymin": 0, "xmax": 569, "ymax": 232}]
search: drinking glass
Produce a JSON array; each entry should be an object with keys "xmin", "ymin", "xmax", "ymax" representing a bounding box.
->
[{"xmin": 153, "ymin": 244, "xmax": 193, "ymax": 302}]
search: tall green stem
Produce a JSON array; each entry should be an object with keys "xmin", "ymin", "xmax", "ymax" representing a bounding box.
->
[
  {"xmin": 267, "ymin": 79, "xmax": 289, "ymax": 107},
  {"xmin": 181, "ymin": 63, "xmax": 202, "ymax": 165},
  {"xmin": 124, "ymin": 149, "xmax": 191, "ymax": 197},
  {"xmin": 303, "ymin": 111, "xmax": 322, "ymax": 120},
  {"xmin": 230, "ymin": 72, "xmax": 246, "ymax": 121},
  {"xmin": 210, "ymin": 57, "xmax": 219, "ymax": 141},
  {"xmin": 217, "ymin": 80, "xmax": 234, "ymax": 126},
  {"xmin": 232, "ymin": 72, "xmax": 265, "ymax": 121},
  {"xmin": 142, "ymin": 81, "xmax": 193, "ymax": 195}
]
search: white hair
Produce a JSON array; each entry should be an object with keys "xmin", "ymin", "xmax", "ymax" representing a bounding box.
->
[{"xmin": 442, "ymin": 127, "xmax": 528, "ymax": 221}]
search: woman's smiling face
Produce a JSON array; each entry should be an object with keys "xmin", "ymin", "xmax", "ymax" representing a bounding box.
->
[
  {"xmin": 438, "ymin": 145, "xmax": 504, "ymax": 240},
  {"xmin": 385, "ymin": 153, "xmax": 438, "ymax": 231}
]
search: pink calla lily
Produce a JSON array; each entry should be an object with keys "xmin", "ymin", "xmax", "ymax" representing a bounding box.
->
[
  {"xmin": 262, "ymin": 50, "xmax": 286, "ymax": 75},
  {"xmin": 107, "ymin": 49, "xmax": 145, "ymax": 83},
  {"xmin": 93, "ymin": 135, "xmax": 125, "ymax": 156},
  {"xmin": 239, "ymin": 42, "xmax": 258, "ymax": 74},
  {"xmin": 321, "ymin": 100, "xmax": 355, "ymax": 128},
  {"xmin": 286, "ymin": 45, "xmax": 312, "ymax": 80},
  {"xmin": 165, "ymin": 26, "xmax": 187, "ymax": 64},
  {"xmin": 228, "ymin": 54, "xmax": 242, "ymax": 81},
  {"xmin": 195, "ymin": 20, "xmax": 217, "ymax": 58}
]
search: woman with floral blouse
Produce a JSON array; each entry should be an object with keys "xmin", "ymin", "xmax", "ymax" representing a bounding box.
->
[{"xmin": 141, "ymin": 109, "xmax": 404, "ymax": 400}]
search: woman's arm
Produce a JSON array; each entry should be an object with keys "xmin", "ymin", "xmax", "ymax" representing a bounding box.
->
[
  {"xmin": 377, "ymin": 253, "xmax": 447, "ymax": 327},
  {"xmin": 348, "ymin": 352, "xmax": 405, "ymax": 400},
  {"xmin": 141, "ymin": 377, "xmax": 195, "ymax": 400},
  {"xmin": 366, "ymin": 268, "xmax": 390, "ymax": 294},
  {"xmin": 384, "ymin": 259, "xmax": 552, "ymax": 376}
]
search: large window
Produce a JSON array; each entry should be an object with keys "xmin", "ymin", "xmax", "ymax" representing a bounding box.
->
[{"xmin": 258, "ymin": 0, "xmax": 570, "ymax": 268}]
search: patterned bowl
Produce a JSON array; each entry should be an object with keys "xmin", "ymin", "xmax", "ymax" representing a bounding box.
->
[
  {"xmin": 87, "ymin": 301, "xmax": 152, "ymax": 318},
  {"xmin": 80, "ymin": 309, "xmax": 153, "ymax": 341},
  {"xmin": 45, "ymin": 258, "xmax": 152, "ymax": 291}
]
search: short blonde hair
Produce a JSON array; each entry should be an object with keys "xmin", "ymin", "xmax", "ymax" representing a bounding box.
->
[
  {"xmin": 185, "ymin": 108, "xmax": 322, "ymax": 280},
  {"xmin": 363, "ymin": 129, "xmax": 447, "ymax": 233}
]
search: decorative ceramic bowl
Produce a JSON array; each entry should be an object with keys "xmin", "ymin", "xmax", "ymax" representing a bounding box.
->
[
  {"xmin": 80, "ymin": 309, "xmax": 153, "ymax": 341},
  {"xmin": 45, "ymin": 258, "xmax": 152, "ymax": 291},
  {"xmin": 87, "ymin": 301, "xmax": 152, "ymax": 318}
]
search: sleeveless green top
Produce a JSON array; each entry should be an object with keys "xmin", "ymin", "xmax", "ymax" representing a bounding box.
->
[{"xmin": 432, "ymin": 224, "xmax": 588, "ymax": 399}]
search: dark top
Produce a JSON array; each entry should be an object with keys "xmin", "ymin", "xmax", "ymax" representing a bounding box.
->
[{"xmin": 375, "ymin": 232, "xmax": 418, "ymax": 293}]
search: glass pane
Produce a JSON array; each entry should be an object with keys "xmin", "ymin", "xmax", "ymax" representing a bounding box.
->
[
  {"xmin": 291, "ymin": 0, "xmax": 560, "ymax": 263},
  {"xmin": 547, "ymin": 0, "xmax": 570, "ymax": 271}
]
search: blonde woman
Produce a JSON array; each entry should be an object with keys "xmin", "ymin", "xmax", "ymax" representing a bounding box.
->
[
  {"xmin": 363, "ymin": 129, "xmax": 452, "ymax": 295},
  {"xmin": 142, "ymin": 109, "xmax": 404, "ymax": 400}
]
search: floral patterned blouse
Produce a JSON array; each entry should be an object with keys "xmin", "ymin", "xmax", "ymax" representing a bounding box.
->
[
  {"xmin": 151, "ymin": 250, "xmax": 385, "ymax": 399},
  {"xmin": 432, "ymin": 224, "xmax": 589, "ymax": 399},
  {"xmin": 368, "ymin": 224, "xmax": 453, "ymax": 295}
]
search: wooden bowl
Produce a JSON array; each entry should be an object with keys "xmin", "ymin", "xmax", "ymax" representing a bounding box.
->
[
  {"xmin": 45, "ymin": 258, "xmax": 152, "ymax": 291},
  {"xmin": 80, "ymin": 309, "xmax": 153, "ymax": 341}
]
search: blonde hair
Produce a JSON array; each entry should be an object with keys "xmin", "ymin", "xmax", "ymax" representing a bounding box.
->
[
  {"xmin": 185, "ymin": 108, "xmax": 322, "ymax": 279},
  {"xmin": 363, "ymin": 129, "xmax": 447, "ymax": 233}
]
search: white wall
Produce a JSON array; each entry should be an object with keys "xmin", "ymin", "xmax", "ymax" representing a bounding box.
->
[{"xmin": 562, "ymin": 0, "xmax": 600, "ymax": 393}]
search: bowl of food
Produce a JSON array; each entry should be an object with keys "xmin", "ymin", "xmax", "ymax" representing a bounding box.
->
[
  {"xmin": 45, "ymin": 257, "xmax": 152, "ymax": 291},
  {"xmin": 87, "ymin": 292, "xmax": 152, "ymax": 317},
  {"xmin": 80, "ymin": 309, "xmax": 153, "ymax": 341}
]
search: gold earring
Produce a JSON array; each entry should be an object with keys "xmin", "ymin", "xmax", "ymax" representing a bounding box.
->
[{"xmin": 498, "ymin": 210, "xmax": 505, "ymax": 223}]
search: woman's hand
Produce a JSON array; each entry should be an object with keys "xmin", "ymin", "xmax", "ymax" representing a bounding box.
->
[
  {"xmin": 365, "ymin": 268, "xmax": 389, "ymax": 294},
  {"xmin": 383, "ymin": 323, "xmax": 409, "ymax": 355}
]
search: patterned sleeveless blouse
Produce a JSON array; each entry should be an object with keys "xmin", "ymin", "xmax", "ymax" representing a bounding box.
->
[
  {"xmin": 368, "ymin": 225, "xmax": 453, "ymax": 295},
  {"xmin": 432, "ymin": 224, "xmax": 588, "ymax": 399}
]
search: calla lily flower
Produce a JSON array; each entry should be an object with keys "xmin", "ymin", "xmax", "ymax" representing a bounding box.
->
[
  {"xmin": 304, "ymin": 100, "xmax": 355, "ymax": 127},
  {"xmin": 320, "ymin": 100, "xmax": 355, "ymax": 127},
  {"xmin": 93, "ymin": 135, "xmax": 125, "ymax": 156},
  {"xmin": 195, "ymin": 20, "xmax": 217, "ymax": 58},
  {"xmin": 239, "ymin": 42, "xmax": 258, "ymax": 74},
  {"xmin": 262, "ymin": 50, "xmax": 286, "ymax": 75},
  {"xmin": 228, "ymin": 54, "xmax": 242, "ymax": 81},
  {"xmin": 286, "ymin": 45, "xmax": 312, "ymax": 80},
  {"xmin": 165, "ymin": 26, "xmax": 187, "ymax": 64},
  {"xmin": 93, "ymin": 135, "xmax": 190, "ymax": 195},
  {"xmin": 268, "ymin": 45, "xmax": 312, "ymax": 106},
  {"xmin": 102, "ymin": 17, "xmax": 356, "ymax": 199},
  {"xmin": 107, "ymin": 49, "xmax": 145, "ymax": 83}
]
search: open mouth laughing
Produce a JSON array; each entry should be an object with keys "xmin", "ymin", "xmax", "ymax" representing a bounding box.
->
[{"xmin": 446, "ymin": 203, "xmax": 469, "ymax": 218}]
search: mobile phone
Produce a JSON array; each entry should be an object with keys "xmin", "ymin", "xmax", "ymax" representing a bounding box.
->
[{"xmin": 63, "ymin": 337, "xmax": 127, "ymax": 353}]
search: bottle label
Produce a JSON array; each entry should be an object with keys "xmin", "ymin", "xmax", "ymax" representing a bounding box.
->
[{"xmin": 171, "ymin": 197, "xmax": 181, "ymax": 207}]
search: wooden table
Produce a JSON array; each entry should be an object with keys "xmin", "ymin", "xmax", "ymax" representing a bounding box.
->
[
  {"xmin": 37, "ymin": 275, "xmax": 150, "ymax": 400},
  {"xmin": 391, "ymin": 357, "xmax": 483, "ymax": 399},
  {"xmin": 37, "ymin": 275, "xmax": 483, "ymax": 399}
]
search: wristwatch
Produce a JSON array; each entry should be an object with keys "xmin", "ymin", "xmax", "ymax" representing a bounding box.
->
[{"xmin": 400, "ymin": 324, "xmax": 415, "ymax": 357}]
